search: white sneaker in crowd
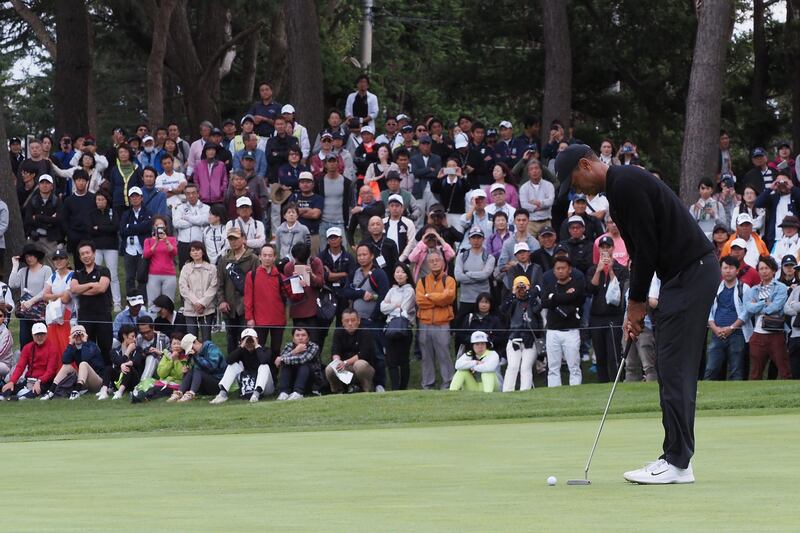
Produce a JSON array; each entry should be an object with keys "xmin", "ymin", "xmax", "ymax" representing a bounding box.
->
[
  {"xmin": 209, "ymin": 391, "xmax": 228, "ymax": 405},
  {"xmin": 287, "ymin": 392, "xmax": 303, "ymax": 401},
  {"xmin": 96, "ymin": 388, "xmax": 110, "ymax": 400},
  {"xmin": 69, "ymin": 389, "xmax": 88, "ymax": 401},
  {"xmin": 249, "ymin": 392, "xmax": 260, "ymax": 403},
  {"xmin": 375, "ymin": 385, "xmax": 385, "ymax": 393},
  {"xmin": 277, "ymin": 392, "xmax": 289, "ymax": 401},
  {"xmin": 112, "ymin": 390, "xmax": 124, "ymax": 400},
  {"xmin": 113, "ymin": 304, "xmax": 122, "ymax": 313},
  {"xmin": 40, "ymin": 390, "xmax": 55, "ymax": 401},
  {"xmin": 623, "ymin": 458, "xmax": 695, "ymax": 484}
]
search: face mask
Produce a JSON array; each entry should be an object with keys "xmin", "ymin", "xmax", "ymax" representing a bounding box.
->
[{"xmin": 145, "ymin": 145, "xmax": 154, "ymax": 153}]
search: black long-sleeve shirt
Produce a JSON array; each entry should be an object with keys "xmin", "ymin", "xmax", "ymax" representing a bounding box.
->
[
  {"xmin": 227, "ymin": 346, "xmax": 271, "ymax": 372},
  {"xmin": 605, "ymin": 165, "xmax": 713, "ymax": 302},
  {"xmin": 330, "ymin": 328, "xmax": 376, "ymax": 366},
  {"xmin": 542, "ymin": 276, "xmax": 585, "ymax": 330}
]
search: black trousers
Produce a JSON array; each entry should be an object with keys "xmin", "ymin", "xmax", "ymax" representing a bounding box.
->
[
  {"xmin": 279, "ymin": 363, "xmax": 311, "ymax": 395},
  {"xmin": 590, "ymin": 315, "xmax": 624, "ymax": 383},
  {"xmin": 653, "ymin": 253, "xmax": 720, "ymax": 469},
  {"xmin": 385, "ymin": 334, "xmax": 412, "ymax": 390},
  {"xmin": 82, "ymin": 316, "xmax": 113, "ymax": 384}
]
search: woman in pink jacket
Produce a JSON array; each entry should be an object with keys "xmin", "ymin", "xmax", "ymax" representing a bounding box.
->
[
  {"xmin": 407, "ymin": 225, "xmax": 455, "ymax": 282},
  {"xmin": 143, "ymin": 215, "xmax": 178, "ymax": 307},
  {"xmin": 192, "ymin": 143, "xmax": 228, "ymax": 207}
]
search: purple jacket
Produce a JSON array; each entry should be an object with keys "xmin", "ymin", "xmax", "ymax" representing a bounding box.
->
[
  {"xmin": 485, "ymin": 230, "xmax": 510, "ymax": 259},
  {"xmin": 193, "ymin": 159, "xmax": 228, "ymax": 204}
]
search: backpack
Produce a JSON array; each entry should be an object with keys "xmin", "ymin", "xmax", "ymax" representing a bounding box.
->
[
  {"xmin": 316, "ymin": 285, "xmax": 338, "ymax": 321},
  {"xmin": 226, "ymin": 260, "xmax": 247, "ymax": 295},
  {"xmin": 459, "ymin": 248, "xmax": 489, "ymax": 272}
]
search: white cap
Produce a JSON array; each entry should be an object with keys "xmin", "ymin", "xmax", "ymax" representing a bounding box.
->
[
  {"xmin": 388, "ymin": 193, "xmax": 404, "ymax": 205},
  {"xmin": 180, "ymin": 333, "xmax": 198, "ymax": 355},
  {"xmin": 471, "ymin": 188, "xmax": 487, "ymax": 199},
  {"xmin": 396, "ymin": 113, "xmax": 410, "ymax": 121},
  {"xmin": 38, "ymin": 174, "xmax": 54, "ymax": 184},
  {"xmin": 126, "ymin": 294, "xmax": 145, "ymax": 306},
  {"xmin": 236, "ymin": 196, "xmax": 253, "ymax": 208},
  {"xmin": 142, "ymin": 135, "xmax": 154, "ymax": 143},
  {"xmin": 32, "ymin": 322, "xmax": 47, "ymax": 335},
  {"xmin": 568, "ymin": 215, "xmax": 585, "ymax": 226},
  {"xmin": 326, "ymin": 226, "xmax": 343, "ymax": 238},
  {"xmin": 513, "ymin": 242, "xmax": 530, "ymax": 254},
  {"xmin": 470, "ymin": 331, "xmax": 489, "ymax": 344},
  {"xmin": 454, "ymin": 133, "xmax": 469, "ymax": 149},
  {"xmin": 128, "ymin": 186, "xmax": 143, "ymax": 196},
  {"xmin": 731, "ymin": 238, "xmax": 748, "ymax": 249},
  {"xmin": 281, "ymin": 104, "xmax": 296, "ymax": 114},
  {"xmin": 298, "ymin": 171, "xmax": 314, "ymax": 181},
  {"xmin": 490, "ymin": 183, "xmax": 506, "ymax": 194},
  {"xmin": 240, "ymin": 328, "xmax": 258, "ymax": 339},
  {"xmin": 360, "ymin": 124, "xmax": 375, "ymax": 135},
  {"xmin": 499, "ymin": 120, "xmax": 513, "ymax": 129},
  {"xmin": 736, "ymin": 213, "xmax": 754, "ymax": 226}
]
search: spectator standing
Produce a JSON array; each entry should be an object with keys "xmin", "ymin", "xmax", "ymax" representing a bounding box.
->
[
  {"xmin": 347, "ymin": 185, "xmax": 385, "ymax": 246},
  {"xmin": 179, "ymin": 241, "xmax": 218, "ymax": 342},
  {"xmin": 587, "ymin": 236, "xmax": 630, "ymax": 383},
  {"xmin": 383, "ymin": 194, "xmax": 416, "ymax": 262},
  {"xmin": 542, "ymin": 256, "xmax": 585, "ymax": 387},
  {"xmin": 317, "ymin": 227, "xmax": 356, "ymax": 347},
  {"xmin": 108, "ymin": 144, "xmax": 142, "ymax": 213},
  {"xmin": 275, "ymin": 204, "xmax": 311, "ymax": 260},
  {"xmin": 720, "ymin": 213, "xmax": 768, "ymax": 267},
  {"xmin": 345, "ymin": 74, "xmax": 379, "ymax": 126},
  {"xmin": 486, "ymin": 183, "xmax": 516, "ymax": 221},
  {"xmin": 225, "ymin": 196, "xmax": 266, "ymax": 253},
  {"xmin": 289, "ymin": 173, "xmax": 324, "ymax": 255},
  {"xmin": 266, "ymin": 117, "xmax": 301, "ymax": 182},
  {"xmin": 531, "ymin": 226, "xmax": 558, "ymax": 273},
  {"xmin": 454, "ymin": 227, "xmax": 496, "ymax": 319},
  {"xmin": 360, "ymin": 216, "xmax": 399, "ymax": 281},
  {"xmin": 118, "ymin": 187, "xmax": 153, "ymax": 296},
  {"xmin": 69, "ymin": 242, "xmax": 113, "ymax": 397},
  {"xmin": 730, "ymin": 185, "xmax": 766, "ymax": 235},
  {"xmin": 739, "ymin": 147, "xmax": 775, "ymax": 194},
  {"xmin": 143, "ymin": 215, "xmax": 178, "ymax": 305},
  {"xmin": 318, "ymin": 155, "xmax": 353, "ymax": 248},
  {"xmin": 705, "ymin": 256, "xmax": 750, "ymax": 381},
  {"xmin": 744, "ymin": 255, "xmax": 792, "ymax": 379},
  {"xmin": 41, "ymin": 248, "xmax": 74, "ymax": 354},
  {"xmin": 496, "ymin": 209, "xmax": 540, "ymax": 276},
  {"xmin": 592, "ymin": 216, "xmax": 630, "ymax": 267},
  {"xmin": 139, "ymin": 167, "xmax": 168, "ymax": 219},
  {"xmin": 283, "ymin": 242, "xmax": 325, "ymax": 340},
  {"xmin": 172, "ymin": 184, "xmax": 210, "ymax": 266},
  {"xmin": 193, "ymin": 143, "xmax": 228, "ymax": 208},
  {"xmin": 61, "ymin": 171, "xmax": 95, "ymax": 265},
  {"xmin": 623, "ymin": 274, "xmax": 660, "ymax": 383},
  {"xmin": 560, "ymin": 194, "xmax": 604, "ymax": 242},
  {"xmin": 500, "ymin": 277, "xmax": 542, "ymax": 392},
  {"xmin": 249, "ymin": 82, "xmax": 282, "ymax": 137},
  {"xmin": 155, "ymin": 153, "xmax": 187, "ymax": 212},
  {"xmin": 88, "ymin": 192, "xmax": 121, "ymax": 311},
  {"xmin": 203, "ymin": 204, "xmax": 229, "ymax": 265},
  {"xmin": 754, "ymin": 171, "xmax": 800, "ymax": 249},
  {"xmin": 728, "ymin": 238, "xmax": 762, "ymax": 287},
  {"xmin": 9, "ymin": 244, "xmax": 51, "ymax": 347},
  {"xmin": 782, "ymin": 263, "xmax": 800, "ymax": 379},
  {"xmin": 518, "ymin": 159, "xmax": 555, "ymax": 237},
  {"xmin": 456, "ymin": 190, "xmax": 492, "ymax": 250},
  {"xmin": 430, "ymin": 158, "xmax": 468, "ymax": 228},
  {"xmin": 416, "ymin": 252, "xmax": 456, "ymax": 389},
  {"xmin": 309, "ymin": 132, "xmax": 345, "ymax": 179},
  {"xmin": 408, "ymin": 226, "xmax": 456, "ymax": 281},
  {"xmin": 244, "ymin": 244, "xmax": 286, "ymax": 363},
  {"xmin": 185, "ymin": 121, "xmax": 213, "ymax": 178},
  {"xmin": 225, "ymin": 171, "xmax": 265, "ymax": 224},
  {"xmin": 232, "ymin": 134, "xmax": 268, "ymax": 181},
  {"xmin": 23, "ymin": 174, "xmax": 63, "ymax": 257},
  {"xmin": 380, "ymin": 263, "xmax": 417, "ymax": 390},
  {"xmin": 217, "ymin": 227, "xmax": 259, "ymax": 354},
  {"xmin": 771, "ymin": 215, "xmax": 800, "ymax": 261},
  {"xmin": 0, "ymin": 198, "xmax": 7, "ymax": 280}
]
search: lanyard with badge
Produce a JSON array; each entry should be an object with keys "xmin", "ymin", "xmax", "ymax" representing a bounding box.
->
[{"xmin": 373, "ymin": 237, "xmax": 386, "ymax": 268}]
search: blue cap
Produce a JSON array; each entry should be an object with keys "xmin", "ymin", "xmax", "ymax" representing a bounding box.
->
[{"xmin": 752, "ymin": 147, "xmax": 767, "ymax": 158}]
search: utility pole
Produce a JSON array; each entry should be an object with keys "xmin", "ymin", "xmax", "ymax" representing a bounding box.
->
[{"xmin": 361, "ymin": 0, "xmax": 373, "ymax": 70}]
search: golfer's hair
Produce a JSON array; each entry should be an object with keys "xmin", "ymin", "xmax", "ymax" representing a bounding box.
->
[
  {"xmin": 720, "ymin": 255, "xmax": 740, "ymax": 269},
  {"xmin": 757, "ymin": 254, "xmax": 778, "ymax": 272}
]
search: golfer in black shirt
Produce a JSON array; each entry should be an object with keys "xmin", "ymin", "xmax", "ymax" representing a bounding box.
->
[{"xmin": 555, "ymin": 145, "xmax": 719, "ymax": 484}]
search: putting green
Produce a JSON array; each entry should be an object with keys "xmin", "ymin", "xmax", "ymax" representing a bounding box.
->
[{"xmin": 2, "ymin": 412, "xmax": 796, "ymax": 531}]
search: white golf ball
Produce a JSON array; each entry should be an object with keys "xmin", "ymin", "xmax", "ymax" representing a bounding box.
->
[{"xmin": 547, "ymin": 476, "xmax": 557, "ymax": 486}]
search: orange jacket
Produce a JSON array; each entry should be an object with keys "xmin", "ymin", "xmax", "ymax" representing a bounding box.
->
[
  {"xmin": 416, "ymin": 272, "xmax": 456, "ymax": 325},
  {"xmin": 719, "ymin": 233, "xmax": 769, "ymax": 261}
]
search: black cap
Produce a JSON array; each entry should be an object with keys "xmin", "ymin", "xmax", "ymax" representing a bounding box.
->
[
  {"xmin": 418, "ymin": 135, "xmax": 432, "ymax": 144},
  {"xmin": 222, "ymin": 118, "xmax": 236, "ymax": 127},
  {"xmin": 572, "ymin": 193, "xmax": 588, "ymax": 203},
  {"xmin": 782, "ymin": 254, "xmax": 798, "ymax": 267},
  {"xmin": 553, "ymin": 244, "xmax": 570, "ymax": 256},
  {"xmin": 210, "ymin": 127, "xmax": 223, "ymax": 136},
  {"xmin": 598, "ymin": 235, "xmax": 614, "ymax": 248},
  {"xmin": 9, "ymin": 137, "xmax": 21, "ymax": 144},
  {"xmin": 554, "ymin": 144, "xmax": 595, "ymax": 200},
  {"xmin": 778, "ymin": 140, "xmax": 791, "ymax": 150},
  {"xmin": 401, "ymin": 125, "xmax": 414, "ymax": 133},
  {"xmin": 486, "ymin": 128, "xmax": 498, "ymax": 137},
  {"xmin": 242, "ymin": 150, "xmax": 256, "ymax": 160},
  {"xmin": 712, "ymin": 223, "xmax": 730, "ymax": 234},
  {"xmin": 52, "ymin": 248, "xmax": 69, "ymax": 260},
  {"xmin": 539, "ymin": 226, "xmax": 556, "ymax": 236}
]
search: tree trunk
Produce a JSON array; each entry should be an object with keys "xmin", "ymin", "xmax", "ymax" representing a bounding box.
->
[
  {"xmin": 789, "ymin": 0, "xmax": 800, "ymax": 151},
  {"xmin": 240, "ymin": 28, "xmax": 261, "ymax": 103},
  {"xmin": 750, "ymin": 0, "xmax": 769, "ymax": 148},
  {"xmin": 541, "ymin": 0, "xmax": 572, "ymax": 148},
  {"xmin": 146, "ymin": 0, "xmax": 178, "ymax": 129},
  {"xmin": 0, "ymin": 103, "xmax": 27, "ymax": 275},
  {"xmin": 678, "ymin": 0, "xmax": 735, "ymax": 203},
  {"xmin": 53, "ymin": 0, "xmax": 92, "ymax": 138},
  {"xmin": 267, "ymin": 8, "xmax": 289, "ymax": 101},
  {"xmin": 284, "ymin": 0, "xmax": 324, "ymax": 142}
]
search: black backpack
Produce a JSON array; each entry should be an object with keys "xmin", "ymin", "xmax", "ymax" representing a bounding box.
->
[{"xmin": 226, "ymin": 261, "xmax": 247, "ymax": 295}]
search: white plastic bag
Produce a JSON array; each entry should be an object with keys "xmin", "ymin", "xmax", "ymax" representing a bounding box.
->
[
  {"xmin": 606, "ymin": 276, "xmax": 621, "ymax": 306},
  {"xmin": 45, "ymin": 299, "xmax": 64, "ymax": 326}
]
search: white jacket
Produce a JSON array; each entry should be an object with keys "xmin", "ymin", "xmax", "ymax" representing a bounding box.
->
[
  {"xmin": 172, "ymin": 200, "xmax": 210, "ymax": 243},
  {"xmin": 203, "ymin": 224, "xmax": 229, "ymax": 265},
  {"xmin": 771, "ymin": 234, "xmax": 800, "ymax": 263},
  {"xmin": 178, "ymin": 261, "xmax": 218, "ymax": 317},
  {"xmin": 454, "ymin": 350, "xmax": 499, "ymax": 373}
]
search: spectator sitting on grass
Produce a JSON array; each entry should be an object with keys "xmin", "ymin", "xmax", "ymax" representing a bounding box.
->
[
  {"xmin": 1, "ymin": 322, "xmax": 59, "ymax": 400},
  {"xmin": 210, "ymin": 328, "xmax": 274, "ymax": 404},
  {"xmin": 169, "ymin": 333, "xmax": 226, "ymax": 403},
  {"xmin": 449, "ymin": 331, "xmax": 500, "ymax": 393},
  {"xmin": 153, "ymin": 332, "xmax": 190, "ymax": 394},
  {"xmin": 40, "ymin": 325, "xmax": 105, "ymax": 401},
  {"xmin": 326, "ymin": 308, "xmax": 376, "ymax": 394},
  {"xmin": 111, "ymin": 324, "xmax": 146, "ymax": 400},
  {"xmin": 136, "ymin": 315, "xmax": 170, "ymax": 381},
  {"xmin": 276, "ymin": 327, "xmax": 319, "ymax": 401}
]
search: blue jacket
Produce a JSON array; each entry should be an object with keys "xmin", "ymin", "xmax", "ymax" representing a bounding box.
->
[
  {"xmin": 141, "ymin": 186, "xmax": 169, "ymax": 218},
  {"xmin": 137, "ymin": 150, "xmax": 165, "ymax": 174},
  {"xmin": 112, "ymin": 308, "xmax": 154, "ymax": 339},
  {"xmin": 232, "ymin": 148, "xmax": 268, "ymax": 179},
  {"xmin": 193, "ymin": 340, "xmax": 226, "ymax": 379},
  {"xmin": 62, "ymin": 342, "xmax": 105, "ymax": 376},
  {"xmin": 119, "ymin": 207, "xmax": 153, "ymax": 253},
  {"xmin": 744, "ymin": 279, "xmax": 788, "ymax": 332},
  {"xmin": 754, "ymin": 187, "xmax": 800, "ymax": 243}
]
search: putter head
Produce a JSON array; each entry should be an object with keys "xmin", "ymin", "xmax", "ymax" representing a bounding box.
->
[{"xmin": 566, "ymin": 479, "xmax": 591, "ymax": 485}]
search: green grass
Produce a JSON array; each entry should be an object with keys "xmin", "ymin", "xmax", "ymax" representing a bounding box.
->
[
  {"xmin": 3, "ymin": 412, "xmax": 798, "ymax": 531},
  {"xmin": 1, "ymin": 381, "xmax": 798, "ymax": 442}
]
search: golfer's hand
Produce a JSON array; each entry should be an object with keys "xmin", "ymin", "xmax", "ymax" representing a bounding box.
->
[{"xmin": 625, "ymin": 299, "xmax": 647, "ymax": 340}]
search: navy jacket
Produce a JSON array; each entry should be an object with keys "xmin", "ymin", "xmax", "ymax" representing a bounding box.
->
[
  {"xmin": 754, "ymin": 187, "xmax": 800, "ymax": 244},
  {"xmin": 118, "ymin": 207, "xmax": 153, "ymax": 253}
]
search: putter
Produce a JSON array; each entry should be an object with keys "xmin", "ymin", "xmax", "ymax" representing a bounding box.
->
[{"xmin": 567, "ymin": 337, "xmax": 634, "ymax": 486}]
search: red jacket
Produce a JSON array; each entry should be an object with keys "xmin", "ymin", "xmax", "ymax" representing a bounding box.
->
[
  {"xmin": 244, "ymin": 265, "xmax": 287, "ymax": 327},
  {"xmin": 10, "ymin": 339, "xmax": 61, "ymax": 384}
]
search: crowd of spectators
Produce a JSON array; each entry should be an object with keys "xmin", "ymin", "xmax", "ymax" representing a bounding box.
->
[{"xmin": 1, "ymin": 78, "xmax": 797, "ymax": 403}]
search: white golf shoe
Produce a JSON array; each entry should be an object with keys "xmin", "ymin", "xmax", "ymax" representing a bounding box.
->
[{"xmin": 623, "ymin": 458, "xmax": 695, "ymax": 484}]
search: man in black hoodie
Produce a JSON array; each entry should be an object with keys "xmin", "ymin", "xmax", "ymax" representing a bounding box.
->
[
  {"xmin": 61, "ymin": 170, "xmax": 96, "ymax": 266},
  {"xmin": 555, "ymin": 144, "xmax": 719, "ymax": 485}
]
